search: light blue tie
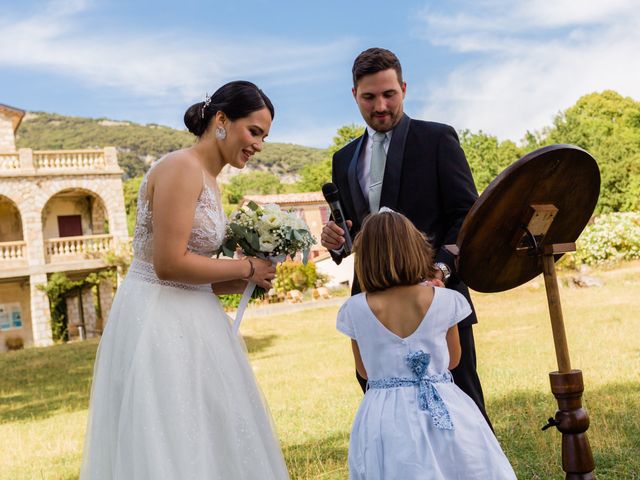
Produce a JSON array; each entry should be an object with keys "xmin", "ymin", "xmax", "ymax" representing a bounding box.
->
[{"xmin": 368, "ymin": 132, "xmax": 386, "ymax": 213}]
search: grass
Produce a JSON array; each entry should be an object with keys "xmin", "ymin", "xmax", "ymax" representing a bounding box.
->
[{"xmin": 1, "ymin": 262, "xmax": 639, "ymax": 479}]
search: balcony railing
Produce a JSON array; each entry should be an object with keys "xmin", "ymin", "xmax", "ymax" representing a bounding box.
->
[
  {"xmin": 0, "ymin": 147, "xmax": 120, "ymax": 174},
  {"xmin": 0, "ymin": 153, "xmax": 20, "ymax": 170},
  {"xmin": 34, "ymin": 150, "xmax": 106, "ymax": 169},
  {"xmin": 45, "ymin": 234, "xmax": 114, "ymax": 261},
  {"xmin": 0, "ymin": 241, "xmax": 27, "ymax": 261}
]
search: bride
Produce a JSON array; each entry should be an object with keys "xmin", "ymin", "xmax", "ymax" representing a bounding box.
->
[{"xmin": 80, "ymin": 81, "xmax": 289, "ymax": 479}]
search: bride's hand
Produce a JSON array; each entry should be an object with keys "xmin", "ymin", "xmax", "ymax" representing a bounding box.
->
[{"xmin": 245, "ymin": 257, "xmax": 276, "ymax": 290}]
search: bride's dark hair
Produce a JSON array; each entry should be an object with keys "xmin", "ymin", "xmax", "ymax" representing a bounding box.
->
[{"xmin": 184, "ymin": 81, "xmax": 275, "ymax": 137}]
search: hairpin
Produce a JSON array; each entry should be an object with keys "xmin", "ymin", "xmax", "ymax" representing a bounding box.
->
[{"xmin": 201, "ymin": 92, "xmax": 212, "ymax": 119}]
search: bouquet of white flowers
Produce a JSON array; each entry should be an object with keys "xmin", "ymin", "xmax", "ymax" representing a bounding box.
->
[
  {"xmin": 220, "ymin": 201, "xmax": 316, "ymax": 333},
  {"xmin": 221, "ymin": 201, "xmax": 316, "ymax": 263}
]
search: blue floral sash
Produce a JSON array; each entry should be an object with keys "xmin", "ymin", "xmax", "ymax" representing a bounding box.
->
[{"xmin": 368, "ymin": 350, "xmax": 454, "ymax": 430}]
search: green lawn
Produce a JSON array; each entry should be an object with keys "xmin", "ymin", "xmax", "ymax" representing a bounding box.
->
[{"xmin": 1, "ymin": 263, "xmax": 639, "ymax": 479}]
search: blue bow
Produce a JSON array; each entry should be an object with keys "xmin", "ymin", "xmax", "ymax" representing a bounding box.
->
[{"xmin": 406, "ymin": 351, "xmax": 454, "ymax": 430}]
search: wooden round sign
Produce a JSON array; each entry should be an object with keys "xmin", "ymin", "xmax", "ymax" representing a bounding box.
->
[{"xmin": 457, "ymin": 144, "xmax": 600, "ymax": 293}]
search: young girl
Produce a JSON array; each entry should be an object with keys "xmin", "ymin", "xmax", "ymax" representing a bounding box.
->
[{"xmin": 337, "ymin": 209, "xmax": 516, "ymax": 479}]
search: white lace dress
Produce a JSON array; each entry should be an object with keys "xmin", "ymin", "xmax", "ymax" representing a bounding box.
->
[{"xmin": 80, "ymin": 163, "xmax": 289, "ymax": 479}]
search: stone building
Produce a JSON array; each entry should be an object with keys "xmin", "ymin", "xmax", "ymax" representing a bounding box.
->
[{"xmin": 0, "ymin": 104, "xmax": 128, "ymax": 352}]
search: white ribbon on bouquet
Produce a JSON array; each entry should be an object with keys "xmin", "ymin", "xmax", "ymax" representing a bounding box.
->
[{"xmin": 232, "ymin": 254, "xmax": 286, "ymax": 334}]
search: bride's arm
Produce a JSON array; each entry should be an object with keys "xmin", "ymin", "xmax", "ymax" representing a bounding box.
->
[
  {"xmin": 150, "ymin": 154, "xmax": 274, "ymax": 289},
  {"xmin": 211, "ymin": 279, "xmax": 249, "ymax": 295}
]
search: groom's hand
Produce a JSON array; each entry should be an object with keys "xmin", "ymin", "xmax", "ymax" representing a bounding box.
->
[{"xmin": 321, "ymin": 220, "xmax": 352, "ymax": 251}]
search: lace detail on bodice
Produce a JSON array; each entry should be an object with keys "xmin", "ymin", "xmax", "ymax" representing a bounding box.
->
[{"xmin": 132, "ymin": 163, "xmax": 227, "ymax": 264}]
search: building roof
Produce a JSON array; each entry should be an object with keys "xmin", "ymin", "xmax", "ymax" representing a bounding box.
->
[
  {"xmin": 242, "ymin": 191, "xmax": 325, "ymax": 206},
  {"xmin": 0, "ymin": 104, "xmax": 26, "ymax": 133}
]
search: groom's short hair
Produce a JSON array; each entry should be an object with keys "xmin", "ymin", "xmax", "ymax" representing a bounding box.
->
[
  {"xmin": 352, "ymin": 48, "xmax": 403, "ymax": 88},
  {"xmin": 353, "ymin": 211, "xmax": 436, "ymax": 292}
]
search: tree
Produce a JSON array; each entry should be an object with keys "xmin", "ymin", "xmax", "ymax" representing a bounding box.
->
[
  {"xmin": 545, "ymin": 90, "xmax": 640, "ymax": 212},
  {"xmin": 459, "ymin": 130, "xmax": 523, "ymax": 193},
  {"xmin": 123, "ymin": 175, "xmax": 143, "ymax": 236},
  {"xmin": 224, "ymin": 171, "xmax": 284, "ymax": 204},
  {"xmin": 328, "ymin": 124, "xmax": 365, "ymax": 156},
  {"xmin": 296, "ymin": 159, "xmax": 332, "ymax": 192},
  {"xmin": 295, "ymin": 123, "xmax": 365, "ymax": 192}
]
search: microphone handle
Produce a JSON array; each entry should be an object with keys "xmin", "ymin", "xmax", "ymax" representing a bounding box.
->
[{"xmin": 329, "ymin": 200, "xmax": 352, "ymax": 255}]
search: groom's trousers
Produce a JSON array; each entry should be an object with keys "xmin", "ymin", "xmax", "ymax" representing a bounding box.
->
[{"xmin": 355, "ymin": 324, "xmax": 493, "ymax": 430}]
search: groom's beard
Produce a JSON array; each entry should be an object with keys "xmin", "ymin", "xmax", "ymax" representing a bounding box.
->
[{"xmin": 366, "ymin": 109, "xmax": 400, "ymax": 132}]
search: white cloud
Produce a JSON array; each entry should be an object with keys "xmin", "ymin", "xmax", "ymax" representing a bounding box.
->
[
  {"xmin": 269, "ymin": 123, "xmax": 339, "ymax": 149},
  {"xmin": 416, "ymin": 0, "xmax": 640, "ymax": 141},
  {"xmin": 0, "ymin": 0, "xmax": 355, "ymax": 104}
]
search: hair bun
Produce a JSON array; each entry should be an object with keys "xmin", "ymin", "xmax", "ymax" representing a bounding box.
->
[{"xmin": 183, "ymin": 102, "xmax": 207, "ymax": 136}]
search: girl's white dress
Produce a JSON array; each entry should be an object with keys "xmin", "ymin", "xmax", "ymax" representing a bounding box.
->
[
  {"xmin": 337, "ymin": 288, "xmax": 516, "ymax": 480},
  {"xmin": 80, "ymin": 165, "xmax": 289, "ymax": 479}
]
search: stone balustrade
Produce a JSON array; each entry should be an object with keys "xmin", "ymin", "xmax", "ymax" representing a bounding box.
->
[
  {"xmin": 34, "ymin": 150, "xmax": 106, "ymax": 169},
  {"xmin": 0, "ymin": 241, "xmax": 27, "ymax": 261},
  {"xmin": 45, "ymin": 234, "xmax": 114, "ymax": 261},
  {"xmin": 0, "ymin": 147, "xmax": 120, "ymax": 174},
  {"xmin": 0, "ymin": 153, "xmax": 20, "ymax": 170}
]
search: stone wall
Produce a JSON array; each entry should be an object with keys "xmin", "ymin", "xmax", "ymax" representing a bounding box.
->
[
  {"xmin": 0, "ymin": 112, "xmax": 16, "ymax": 152},
  {"xmin": 98, "ymin": 277, "xmax": 114, "ymax": 329}
]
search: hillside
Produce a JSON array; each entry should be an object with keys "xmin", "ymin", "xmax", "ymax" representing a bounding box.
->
[{"xmin": 15, "ymin": 112, "xmax": 327, "ymax": 181}]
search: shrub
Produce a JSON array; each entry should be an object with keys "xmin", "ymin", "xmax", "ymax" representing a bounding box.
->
[
  {"xmin": 5, "ymin": 336, "xmax": 24, "ymax": 351},
  {"xmin": 569, "ymin": 212, "xmax": 640, "ymax": 266},
  {"xmin": 272, "ymin": 260, "xmax": 325, "ymax": 294},
  {"xmin": 218, "ymin": 294, "xmax": 243, "ymax": 311}
]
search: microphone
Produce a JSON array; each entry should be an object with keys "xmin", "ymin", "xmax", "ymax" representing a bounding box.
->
[{"xmin": 322, "ymin": 182, "xmax": 353, "ymax": 255}]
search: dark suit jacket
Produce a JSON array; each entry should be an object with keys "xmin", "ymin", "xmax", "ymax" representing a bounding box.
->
[{"xmin": 331, "ymin": 114, "xmax": 479, "ymax": 327}]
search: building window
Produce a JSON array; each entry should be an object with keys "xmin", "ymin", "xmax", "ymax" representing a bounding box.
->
[
  {"xmin": 0, "ymin": 303, "xmax": 23, "ymax": 331},
  {"xmin": 57, "ymin": 215, "xmax": 83, "ymax": 237}
]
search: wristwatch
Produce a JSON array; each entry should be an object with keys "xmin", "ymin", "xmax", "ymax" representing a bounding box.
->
[{"xmin": 434, "ymin": 262, "xmax": 451, "ymax": 284}]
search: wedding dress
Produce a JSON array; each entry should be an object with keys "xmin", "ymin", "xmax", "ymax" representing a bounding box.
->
[{"xmin": 80, "ymin": 162, "xmax": 289, "ymax": 479}]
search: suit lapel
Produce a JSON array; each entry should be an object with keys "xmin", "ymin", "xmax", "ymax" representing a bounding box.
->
[
  {"xmin": 380, "ymin": 113, "xmax": 410, "ymax": 211},
  {"xmin": 347, "ymin": 133, "xmax": 370, "ymax": 223}
]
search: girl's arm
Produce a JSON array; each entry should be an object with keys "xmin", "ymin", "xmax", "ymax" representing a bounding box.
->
[
  {"xmin": 352, "ymin": 340, "xmax": 367, "ymax": 380},
  {"xmin": 446, "ymin": 325, "xmax": 461, "ymax": 369}
]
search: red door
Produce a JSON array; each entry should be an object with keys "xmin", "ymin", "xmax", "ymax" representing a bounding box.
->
[{"xmin": 57, "ymin": 215, "xmax": 83, "ymax": 237}]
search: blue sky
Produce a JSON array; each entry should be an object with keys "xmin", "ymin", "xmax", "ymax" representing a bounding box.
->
[{"xmin": 1, "ymin": 0, "xmax": 639, "ymax": 147}]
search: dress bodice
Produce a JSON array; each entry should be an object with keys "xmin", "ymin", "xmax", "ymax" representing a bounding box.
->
[
  {"xmin": 337, "ymin": 288, "xmax": 472, "ymax": 381},
  {"xmin": 132, "ymin": 162, "xmax": 227, "ymax": 263}
]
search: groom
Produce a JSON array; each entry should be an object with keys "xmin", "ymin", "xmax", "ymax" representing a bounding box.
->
[{"xmin": 321, "ymin": 47, "xmax": 491, "ymax": 426}]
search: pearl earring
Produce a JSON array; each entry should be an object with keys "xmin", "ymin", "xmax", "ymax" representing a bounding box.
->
[{"xmin": 215, "ymin": 127, "xmax": 226, "ymax": 140}]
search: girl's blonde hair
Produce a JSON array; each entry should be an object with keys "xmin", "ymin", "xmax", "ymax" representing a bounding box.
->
[{"xmin": 353, "ymin": 210, "xmax": 438, "ymax": 292}]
